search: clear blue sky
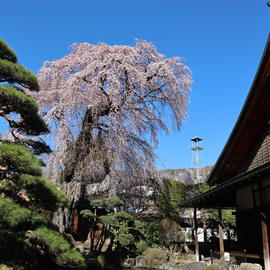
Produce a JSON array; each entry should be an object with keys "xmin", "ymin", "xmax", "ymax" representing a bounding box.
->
[{"xmin": 1, "ymin": 1, "xmax": 269, "ymax": 170}]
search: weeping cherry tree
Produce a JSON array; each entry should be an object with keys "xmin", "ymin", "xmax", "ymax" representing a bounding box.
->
[{"xmin": 36, "ymin": 40, "xmax": 192, "ymax": 228}]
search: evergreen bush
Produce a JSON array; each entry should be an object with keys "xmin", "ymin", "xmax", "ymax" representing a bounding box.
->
[
  {"xmin": 142, "ymin": 247, "xmax": 168, "ymax": 268},
  {"xmin": 0, "ymin": 39, "xmax": 85, "ymax": 268},
  {"xmin": 105, "ymin": 198, "xmax": 124, "ymax": 212},
  {"xmin": 114, "ymin": 211, "xmax": 134, "ymax": 222},
  {"xmin": 135, "ymin": 240, "xmax": 148, "ymax": 253},
  {"xmin": 80, "ymin": 209, "xmax": 96, "ymax": 220},
  {"xmin": 31, "ymin": 227, "xmax": 85, "ymax": 267}
]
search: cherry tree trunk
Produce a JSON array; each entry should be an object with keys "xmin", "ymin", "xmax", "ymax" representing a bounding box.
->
[{"xmin": 54, "ymin": 107, "xmax": 111, "ymax": 233}]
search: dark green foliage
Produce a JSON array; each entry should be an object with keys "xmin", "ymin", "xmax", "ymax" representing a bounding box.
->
[
  {"xmin": 31, "ymin": 227, "xmax": 86, "ymax": 267},
  {"xmin": 135, "ymin": 239, "xmax": 148, "ymax": 253},
  {"xmin": 0, "ymin": 144, "xmax": 82, "ymax": 267},
  {"xmin": 0, "ymin": 229, "xmax": 41, "ymax": 268},
  {"xmin": 105, "ymin": 198, "xmax": 124, "ymax": 212},
  {"xmin": 0, "ymin": 59, "xmax": 39, "ymax": 90},
  {"xmin": 99, "ymin": 215, "xmax": 118, "ymax": 226},
  {"xmin": 207, "ymin": 209, "xmax": 236, "ymax": 230},
  {"xmin": 19, "ymin": 174, "xmax": 68, "ymax": 211},
  {"xmin": 158, "ymin": 178, "xmax": 187, "ymax": 222},
  {"xmin": 197, "ymin": 183, "xmax": 212, "ymax": 193},
  {"xmin": 0, "ymin": 85, "xmax": 49, "ymax": 135},
  {"xmin": 182, "ymin": 183, "xmax": 235, "ymax": 230},
  {"xmin": 80, "ymin": 209, "xmax": 96, "ymax": 220},
  {"xmin": 83, "ymin": 198, "xmax": 161, "ymax": 256},
  {"xmin": 106, "ymin": 218, "xmax": 137, "ymax": 253},
  {"xmin": 118, "ymin": 233, "xmax": 135, "ymax": 247},
  {"xmin": 221, "ymin": 209, "xmax": 236, "ymax": 229},
  {"xmin": 114, "ymin": 211, "xmax": 134, "ymax": 222},
  {"xmin": 0, "ymin": 39, "xmax": 17, "ymax": 63},
  {"xmin": 134, "ymin": 220, "xmax": 144, "ymax": 230},
  {"xmin": 0, "ymin": 143, "xmax": 67, "ymax": 212},
  {"xmin": 22, "ymin": 138, "xmax": 51, "ymax": 155},
  {"xmin": 91, "ymin": 199, "xmax": 104, "ymax": 208},
  {"xmin": 158, "ymin": 218, "xmax": 185, "ymax": 247},
  {"xmin": 183, "ymin": 182, "xmax": 212, "ymax": 200},
  {"xmin": 0, "ymin": 39, "xmax": 49, "ymax": 155},
  {"xmin": 87, "ymin": 199, "xmax": 145, "ymax": 255},
  {"xmin": 134, "ymin": 220, "xmax": 160, "ymax": 247},
  {"xmin": 0, "ymin": 143, "xmax": 42, "ymax": 176},
  {"xmin": 0, "ymin": 40, "xmax": 85, "ymax": 268},
  {"xmin": 103, "ymin": 211, "xmax": 135, "ymax": 251},
  {"xmin": 0, "ymin": 196, "xmax": 47, "ymax": 229}
]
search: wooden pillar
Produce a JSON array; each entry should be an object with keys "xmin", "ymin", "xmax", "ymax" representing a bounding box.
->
[
  {"xmin": 218, "ymin": 208, "xmax": 224, "ymax": 259},
  {"xmin": 194, "ymin": 208, "xmax": 199, "ymax": 261},
  {"xmin": 72, "ymin": 208, "xmax": 79, "ymax": 233},
  {"xmin": 261, "ymin": 212, "xmax": 270, "ymax": 270}
]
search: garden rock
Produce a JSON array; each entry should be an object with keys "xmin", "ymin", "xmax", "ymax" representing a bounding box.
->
[
  {"xmin": 182, "ymin": 261, "xmax": 207, "ymax": 270},
  {"xmin": 160, "ymin": 262, "xmax": 183, "ymax": 270},
  {"xmin": 136, "ymin": 256, "xmax": 147, "ymax": 268},
  {"xmin": 121, "ymin": 258, "xmax": 133, "ymax": 268},
  {"xmin": 240, "ymin": 263, "xmax": 262, "ymax": 270}
]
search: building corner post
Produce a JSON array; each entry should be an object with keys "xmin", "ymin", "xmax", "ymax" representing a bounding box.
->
[
  {"xmin": 218, "ymin": 208, "xmax": 224, "ymax": 259},
  {"xmin": 261, "ymin": 212, "xmax": 270, "ymax": 270},
  {"xmin": 194, "ymin": 208, "xmax": 200, "ymax": 261}
]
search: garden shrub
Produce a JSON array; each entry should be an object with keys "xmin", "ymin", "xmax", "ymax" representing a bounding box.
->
[
  {"xmin": 0, "ymin": 264, "xmax": 13, "ymax": 270},
  {"xmin": 203, "ymin": 264, "xmax": 223, "ymax": 270},
  {"xmin": 118, "ymin": 233, "xmax": 135, "ymax": 247},
  {"xmin": 80, "ymin": 209, "xmax": 96, "ymax": 220},
  {"xmin": 159, "ymin": 218, "xmax": 185, "ymax": 247},
  {"xmin": 99, "ymin": 215, "xmax": 118, "ymax": 226},
  {"xmin": 142, "ymin": 247, "xmax": 169, "ymax": 268},
  {"xmin": 91, "ymin": 199, "xmax": 104, "ymax": 208},
  {"xmin": 0, "ymin": 39, "xmax": 86, "ymax": 269},
  {"xmin": 105, "ymin": 198, "xmax": 124, "ymax": 212},
  {"xmin": 135, "ymin": 240, "xmax": 148, "ymax": 253},
  {"xmin": 114, "ymin": 211, "xmax": 134, "ymax": 222},
  {"xmin": 31, "ymin": 227, "xmax": 86, "ymax": 267},
  {"xmin": 0, "ymin": 196, "xmax": 47, "ymax": 229}
]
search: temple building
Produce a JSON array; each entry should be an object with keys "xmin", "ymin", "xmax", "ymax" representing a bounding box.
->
[{"xmin": 182, "ymin": 35, "xmax": 270, "ymax": 269}]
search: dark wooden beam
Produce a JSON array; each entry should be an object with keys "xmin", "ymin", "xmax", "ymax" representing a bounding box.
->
[
  {"xmin": 218, "ymin": 208, "xmax": 224, "ymax": 259},
  {"xmin": 194, "ymin": 208, "xmax": 199, "ymax": 261},
  {"xmin": 261, "ymin": 212, "xmax": 270, "ymax": 270}
]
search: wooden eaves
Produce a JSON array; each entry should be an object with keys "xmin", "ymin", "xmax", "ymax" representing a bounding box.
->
[{"xmin": 180, "ymin": 161, "xmax": 270, "ymax": 209}]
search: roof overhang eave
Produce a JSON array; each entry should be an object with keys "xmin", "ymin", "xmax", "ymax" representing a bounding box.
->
[{"xmin": 181, "ymin": 161, "xmax": 270, "ymax": 209}]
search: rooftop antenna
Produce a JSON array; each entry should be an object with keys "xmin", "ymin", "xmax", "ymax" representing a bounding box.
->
[{"xmin": 191, "ymin": 136, "xmax": 205, "ymax": 183}]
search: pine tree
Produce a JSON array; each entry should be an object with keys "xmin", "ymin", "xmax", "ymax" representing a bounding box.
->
[{"xmin": 0, "ymin": 39, "xmax": 85, "ymax": 269}]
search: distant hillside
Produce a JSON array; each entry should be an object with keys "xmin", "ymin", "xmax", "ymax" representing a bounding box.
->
[
  {"xmin": 158, "ymin": 166, "xmax": 213, "ymax": 184},
  {"xmin": 44, "ymin": 166, "xmax": 213, "ymax": 198}
]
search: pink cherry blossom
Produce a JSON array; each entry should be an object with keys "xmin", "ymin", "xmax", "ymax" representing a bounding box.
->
[{"xmin": 36, "ymin": 40, "xmax": 192, "ymax": 199}]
